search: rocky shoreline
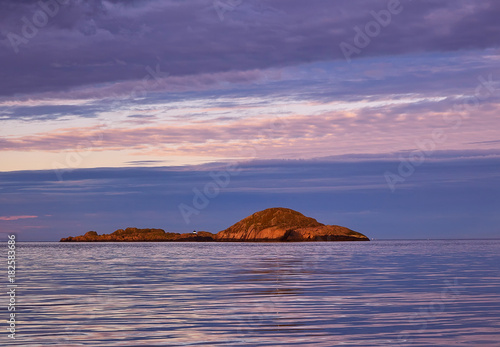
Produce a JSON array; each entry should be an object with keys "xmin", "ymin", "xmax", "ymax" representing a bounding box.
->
[{"xmin": 60, "ymin": 208, "xmax": 370, "ymax": 242}]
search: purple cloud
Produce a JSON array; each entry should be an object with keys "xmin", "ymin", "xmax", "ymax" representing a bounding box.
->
[{"xmin": 1, "ymin": 0, "xmax": 500, "ymax": 97}]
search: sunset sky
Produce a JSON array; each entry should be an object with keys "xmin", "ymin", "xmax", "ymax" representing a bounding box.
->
[{"xmin": 1, "ymin": 0, "xmax": 499, "ymax": 241}]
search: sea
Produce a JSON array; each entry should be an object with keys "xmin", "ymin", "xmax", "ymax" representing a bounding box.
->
[{"xmin": 5, "ymin": 240, "xmax": 500, "ymax": 346}]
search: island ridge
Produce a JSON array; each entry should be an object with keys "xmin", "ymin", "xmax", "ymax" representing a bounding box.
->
[{"xmin": 60, "ymin": 208, "xmax": 370, "ymax": 242}]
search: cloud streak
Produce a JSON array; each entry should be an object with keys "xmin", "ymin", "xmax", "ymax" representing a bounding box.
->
[
  {"xmin": 0, "ymin": 215, "xmax": 38, "ymax": 221},
  {"xmin": 1, "ymin": 97, "xmax": 499, "ymax": 163}
]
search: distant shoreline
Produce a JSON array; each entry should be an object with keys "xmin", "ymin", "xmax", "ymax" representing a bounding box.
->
[
  {"xmin": 59, "ymin": 229, "xmax": 369, "ymax": 243},
  {"xmin": 59, "ymin": 208, "xmax": 370, "ymax": 243},
  {"xmin": 14, "ymin": 238, "xmax": 500, "ymax": 243}
]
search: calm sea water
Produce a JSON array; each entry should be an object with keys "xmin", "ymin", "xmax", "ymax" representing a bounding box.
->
[{"xmin": 5, "ymin": 240, "xmax": 500, "ymax": 346}]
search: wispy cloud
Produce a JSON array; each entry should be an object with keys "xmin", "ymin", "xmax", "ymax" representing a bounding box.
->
[
  {"xmin": 2, "ymin": 98, "xmax": 499, "ymax": 162},
  {"xmin": 0, "ymin": 215, "xmax": 38, "ymax": 221}
]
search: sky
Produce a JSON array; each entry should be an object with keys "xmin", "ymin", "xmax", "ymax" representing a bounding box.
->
[{"xmin": 0, "ymin": 0, "xmax": 499, "ymax": 241}]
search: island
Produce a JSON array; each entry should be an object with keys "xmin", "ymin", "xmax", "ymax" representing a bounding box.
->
[{"xmin": 60, "ymin": 208, "xmax": 369, "ymax": 242}]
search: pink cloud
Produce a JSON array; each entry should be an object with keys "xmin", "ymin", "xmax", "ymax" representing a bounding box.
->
[
  {"xmin": 1, "ymin": 98, "xmax": 499, "ymax": 162},
  {"xmin": 0, "ymin": 215, "xmax": 38, "ymax": 221}
]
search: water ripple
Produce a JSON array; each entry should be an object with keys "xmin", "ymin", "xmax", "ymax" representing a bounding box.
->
[{"xmin": 4, "ymin": 240, "xmax": 500, "ymax": 346}]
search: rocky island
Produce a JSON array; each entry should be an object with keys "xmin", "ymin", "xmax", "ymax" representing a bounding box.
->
[{"xmin": 60, "ymin": 208, "xmax": 369, "ymax": 242}]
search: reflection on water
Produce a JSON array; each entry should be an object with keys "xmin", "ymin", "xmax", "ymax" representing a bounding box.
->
[{"xmin": 6, "ymin": 240, "xmax": 500, "ymax": 346}]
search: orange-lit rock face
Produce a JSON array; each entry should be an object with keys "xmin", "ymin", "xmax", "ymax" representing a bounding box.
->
[{"xmin": 216, "ymin": 208, "xmax": 369, "ymax": 242}]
